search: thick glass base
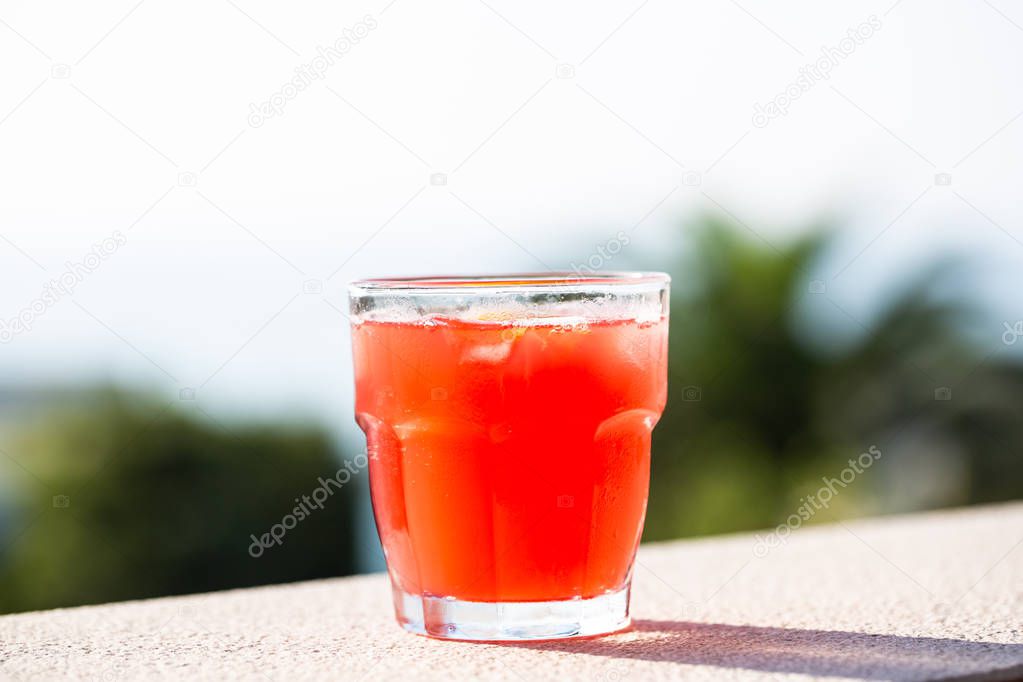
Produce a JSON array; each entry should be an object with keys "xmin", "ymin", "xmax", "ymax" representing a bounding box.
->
[{"xmin": 392, "ymin": 584, "xmax": 631, "ymax": 641}]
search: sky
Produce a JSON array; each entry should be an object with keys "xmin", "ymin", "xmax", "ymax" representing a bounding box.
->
[{"xmin": 2, "ymin": 0, "xmax": 1023, "ymax": 430}]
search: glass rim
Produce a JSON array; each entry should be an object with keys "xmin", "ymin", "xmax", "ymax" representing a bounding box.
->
[{"xmin": 349, "ymin": 271, "xmax": 670, "ymax": 295}]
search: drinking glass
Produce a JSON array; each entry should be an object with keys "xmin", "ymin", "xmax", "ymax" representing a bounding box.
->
[{"xmin": 348, "ymin": 273, "xmax": 669, "ymax": 640}]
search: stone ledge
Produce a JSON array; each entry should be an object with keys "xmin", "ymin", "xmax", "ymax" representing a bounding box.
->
[{"xmin": 3, "ymin": 503, "xmax": 1022, "ymax": 681}]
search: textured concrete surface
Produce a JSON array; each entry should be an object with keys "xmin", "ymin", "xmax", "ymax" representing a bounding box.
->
[{"xmin": 2, "ymin": 503, "xmax": 1021, "ymax": 681}]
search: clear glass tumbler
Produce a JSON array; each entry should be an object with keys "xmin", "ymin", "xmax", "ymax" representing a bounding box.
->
[{"xmin": 348, "ymin": 273, "xmax": 669, "ymax": 640}]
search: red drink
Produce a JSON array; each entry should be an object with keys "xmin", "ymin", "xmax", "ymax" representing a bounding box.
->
[{"xmin": 349, "ymin": 274, "xmax": 669, "ymax": 640}]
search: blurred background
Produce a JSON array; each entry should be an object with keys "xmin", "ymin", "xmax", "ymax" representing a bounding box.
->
[{"xmin": 2, "ymin": 0, "xmax": 1022, "ymax": 614}]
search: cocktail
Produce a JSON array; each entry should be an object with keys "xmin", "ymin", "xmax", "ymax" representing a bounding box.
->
[{"xmin": 349, "ymin": 273, "xmax": 669, "ymax": 640}]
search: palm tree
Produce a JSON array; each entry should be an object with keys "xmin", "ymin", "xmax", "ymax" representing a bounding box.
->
[{"xmin": 644, "ymin": 219, "xmax": 1023, "ymax": 541}]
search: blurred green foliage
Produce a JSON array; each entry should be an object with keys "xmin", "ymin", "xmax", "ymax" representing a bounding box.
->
[
  {"xmin": 0, "ymin": 392, "xmax": 358, "ymax": 614},
  {"xmin": 645, "ymin": 219, "xmax": 1023, "ymax": 540}
]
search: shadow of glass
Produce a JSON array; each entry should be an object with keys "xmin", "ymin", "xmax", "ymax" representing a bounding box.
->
[{"xmin": 511, "ymin": 619, "xmax": 1023, "ymax": 681}]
